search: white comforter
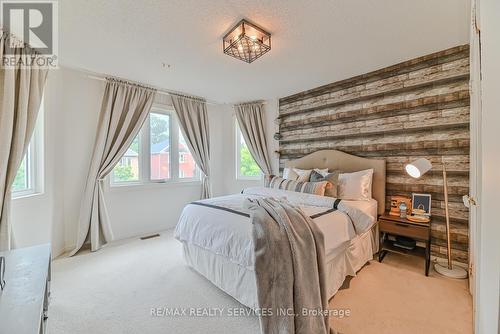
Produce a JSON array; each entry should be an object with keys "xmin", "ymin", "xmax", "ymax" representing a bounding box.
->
[{"xmin": 174, "ymin": 187, "xmax": 377, "ymax": 267}]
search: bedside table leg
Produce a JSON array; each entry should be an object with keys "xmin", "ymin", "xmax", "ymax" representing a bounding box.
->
[
  {"xmin": 378, "ymin": 250, "xmax": 387, "ymax": 263},
  {"xmin": 378, "ymin": 232, "xmax": 386, "ymax": 262}
]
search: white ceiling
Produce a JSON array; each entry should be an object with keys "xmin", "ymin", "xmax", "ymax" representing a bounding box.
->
[{"xmin": 59, "ymin": 0, "xmax": 470, "ymax": 103}]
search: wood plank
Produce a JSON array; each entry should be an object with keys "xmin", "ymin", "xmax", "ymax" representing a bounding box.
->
[
  {"xmin": 431, "ymin": 245, "xmax": 468, "ymax": 263},
  {"xmin": 280, "ymin": 95, "xmax": 469, "ymax": 131},
  {"xmin": 279, "ymin": 75, "xmax": 469, "ymax": 118},
  {"xmin": 280, "ymin": 82, "xmax": 469, "ymax": 123},
  {"xmin": 280, "ymin": 127, "xmax": 470, "ymax": 152},
  {"xmin": 280, "ymin": 107, "xmax": 469, "ymax": 143}
]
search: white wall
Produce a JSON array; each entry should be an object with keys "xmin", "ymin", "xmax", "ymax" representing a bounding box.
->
[
  {"xmin": 476, "ymin": 0, "xmax": 500, "ymax": 332},
  {"xmin": 10, "ymin": 67, "xmax": 280, "ymax": 257}
]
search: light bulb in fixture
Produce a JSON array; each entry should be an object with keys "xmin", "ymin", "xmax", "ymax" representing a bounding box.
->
[{"xmin": 223, "ymin": 19, "xmax": 271, "ymax": 63}]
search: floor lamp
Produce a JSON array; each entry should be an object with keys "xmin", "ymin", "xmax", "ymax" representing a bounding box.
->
[{"xmin": 405, "ymin": 158, "xmax": 467, "ymax": 279}]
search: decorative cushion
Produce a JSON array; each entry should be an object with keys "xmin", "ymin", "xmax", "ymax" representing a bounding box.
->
[
  {"xmin": 264, "ymin": 174, "xmax": 275, "ymax": 187},
  {"xmin": 282, "ymin": 168, "xmax": 312, "ymax": 182},
  {"xmin": 267, "ymin": 176, "xmax": 329, "ymax": 196},
  {"xmin": 312, "ymin": 168, "xmax": 329, "ymax": 177},
  {"xmin": 310, "ymin": 170, "xmax": 339, "ymax": 198},
  {"xmin": 337, "ymin": 169, "xmax": 374, "ymax": 201},
  {"xmin": 282, "ymin": 167, "xmax": 297, "ymax": 180}
]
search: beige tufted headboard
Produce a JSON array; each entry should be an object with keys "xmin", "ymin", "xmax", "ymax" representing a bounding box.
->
[{"xmin": 285, "ymin": 150, "xmax": 386, "ymax": 215}]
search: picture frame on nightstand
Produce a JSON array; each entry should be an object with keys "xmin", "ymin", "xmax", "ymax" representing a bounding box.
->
[{"xmin": 411, "ymin": 193, "xmax": 431, "ymax": 216}]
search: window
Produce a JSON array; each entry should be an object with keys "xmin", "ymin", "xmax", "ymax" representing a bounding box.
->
[
  {"xmin": 112, "ymin": 135, "xmax": 140, "ymax": 183},
  {"xmin": 12, "ymin": 106, "xmax": 43, "ymax": 198},
  {"xmin": 178, "ymin": 130, "xmax": 197, "ymax": 179},
  {"xmin": 111, "ymin": 107, "xmax": 199, "ymax": 186},
  {"xmin": 235, "ymin": 120, "xmax": 261, "ymax": 180},
  {"xmin": 12, "ymin": 146, "xmax": 33, "ymax": 194},
  {"xmin": 150, "ymin": 112, "xmax": 170, "ymax": 181}
]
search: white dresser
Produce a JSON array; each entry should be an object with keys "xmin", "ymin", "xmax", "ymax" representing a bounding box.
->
[{"xmin": 0, "ymin": 244, "xmax": 51, "ymax": 334}]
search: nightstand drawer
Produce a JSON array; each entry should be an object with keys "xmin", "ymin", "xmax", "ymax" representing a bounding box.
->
[{"xmin": 379, "ymin": 220, "xmax": 429, "ymax": 240}]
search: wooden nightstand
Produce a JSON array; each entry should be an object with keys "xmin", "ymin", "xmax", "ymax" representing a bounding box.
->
[{"xmin": 378, "ymin": 214, "xmax": 431, "ymax": 276}]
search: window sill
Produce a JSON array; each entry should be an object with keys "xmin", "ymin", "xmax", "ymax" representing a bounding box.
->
[
  {"xmin": 107, "ymin": 180, "xmax": 202, "ymax": 192},
  {"xmin": 12, "ymin": 191, "xmax": 43, "ymax": 200},
  {"xmin": 236, "ymin": 176, "xmax": 263, "ymax": 181}
]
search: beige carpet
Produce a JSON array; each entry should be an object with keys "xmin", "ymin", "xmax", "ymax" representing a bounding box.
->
[
  {"xmin": 49, "ymin": 231, "xmax": 472, "ymax": 334},
  {"xmin": 330, "ymin": 254, "xmax": 472, "ymax": 334}
]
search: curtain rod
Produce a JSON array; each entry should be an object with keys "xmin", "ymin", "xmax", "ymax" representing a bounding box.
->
[
  {"xmin": 67, "ymin": 65, "xmax": 268, "ymax": 106},
  {"xmin": 87, "ymin": 74, "xmax": 267, "ymax": 106},
  {"xmin": 86, "ymin": 74, "xmax": 223, "ymax": 105}
]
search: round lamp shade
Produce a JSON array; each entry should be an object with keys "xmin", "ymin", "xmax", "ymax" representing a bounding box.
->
[{"xmin": 405, "ymin": 158, "xmax": 432, "ymax": 178}]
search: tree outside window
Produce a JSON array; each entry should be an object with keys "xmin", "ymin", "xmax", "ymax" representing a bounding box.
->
[{"xmin": 236, "ymin": 121, "xmax": 261, "ymax": 180}]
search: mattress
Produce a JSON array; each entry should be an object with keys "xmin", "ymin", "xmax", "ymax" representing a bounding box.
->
[
  {"xmin": 174, "ymin": 187, "xmax": 378, "ymax": 309},
  {"xmin": 175, "ymin": 192, "xmax": 377, "ymax": 267}
]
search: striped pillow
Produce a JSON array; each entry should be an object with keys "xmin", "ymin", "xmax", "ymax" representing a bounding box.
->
[{"xmin": 266, "ymin": 176, "xmax": 329, "ymax": 196}]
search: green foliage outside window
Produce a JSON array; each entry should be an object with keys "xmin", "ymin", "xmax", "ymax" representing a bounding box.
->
[
  {"xmin": 150, "ymin": 113, "xmax": 169, "ymax": 145},
  {"xmin": 113, "ymin": 165, "xmax": 134, "ymax": 182},
  {"xmin": 12, "ymin": 158, "xmax": 27, "ymax": 191},
  {"xmin": 240, "ymin": 145, "xmax": 261, "ymax": 177}
]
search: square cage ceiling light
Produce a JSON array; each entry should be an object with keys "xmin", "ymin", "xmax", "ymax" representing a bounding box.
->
[{"xmin": 223, "ymin": 19, "xmax": 271, "ymax": 63}]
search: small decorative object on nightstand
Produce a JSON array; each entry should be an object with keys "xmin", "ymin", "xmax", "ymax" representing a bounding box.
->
[
  {"xmin": 399, "ymin": 202, "xmax": 408, "ymax": 218},
  {"xmin": 408, "ymin": 193, "xmax": 431, "ymax": 223},
  {"xmin": 378, "ymin": 213, "xmax": 431, "ymax": 276},
  {"xmin": 389, "ymin": 196, "xmax": 411, "ymax": 217}
]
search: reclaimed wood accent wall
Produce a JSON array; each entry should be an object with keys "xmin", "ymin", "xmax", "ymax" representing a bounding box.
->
[{"xmin": 278, "ymin": 45, "xmax": 470, "ymax": 263}]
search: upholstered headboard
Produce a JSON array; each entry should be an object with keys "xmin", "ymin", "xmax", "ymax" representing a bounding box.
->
[{"xmin": 285, "ymin": 150, "xmax": 386, "ymax": 215}]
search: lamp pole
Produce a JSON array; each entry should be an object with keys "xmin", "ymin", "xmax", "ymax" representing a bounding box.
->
[
  {"xmin": 434, "ymin": 160, "xmax": 467, "ymax": 278},
  {"xmin": 442, "ymin": 163, "xmax": 453, "ymax": 270}
]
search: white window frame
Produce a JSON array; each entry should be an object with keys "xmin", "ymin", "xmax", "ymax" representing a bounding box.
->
[
  {"xmin": 109, "ymin": 105, "xmax": 200, "ymax": 188},
  {"xmin": 12, "ymin": 106, "xmax": 44, "ymax": 199},
  {"xmin": 235, "ymin": 119, "xmax": 262, "ymax": 181}
]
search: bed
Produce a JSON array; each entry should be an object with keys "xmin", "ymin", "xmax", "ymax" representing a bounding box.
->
[{"xmin": 175, "ymin": 150, "xmax": 386, "ymax": 309}]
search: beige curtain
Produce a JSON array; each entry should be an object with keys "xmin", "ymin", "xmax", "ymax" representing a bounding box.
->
[
  {"xmin": 70, "ymin": 79, "xmax": 156, "ymax": 255},
  {"xmin": 0, "ymin": 32, "xmax": 48, "ymax": 251},
  {"xmin": 171, "ymin": 94, "xmax": 211, "ymax": 199},
  {"xmin": 234, "ymin": 102, "xmax": 272, "ymax": 175}
]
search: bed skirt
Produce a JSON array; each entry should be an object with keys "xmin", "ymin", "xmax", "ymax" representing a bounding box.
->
[{"xmin": 181, "ymin": 227, "xmax": 375, "ymax": 309}]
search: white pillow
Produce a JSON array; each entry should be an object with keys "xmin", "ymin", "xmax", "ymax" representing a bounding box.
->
[
  {"xmin": 313, "ymin": 168, "xmax": 329, "ymax": 177},
  {"xmin": 282, "ymin": 168, "xmax": 312, "ymax": 182},
  {"xmin": 293, "ymin": 168, "xmax": 313, "ymax": 182},
  {"xmin": 283, "ymin": 167, "xmax": 298, "ymax": 180},
  {"xmin": 338, "ymin": 169, "xmax": 374, "ymax": 201}
]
